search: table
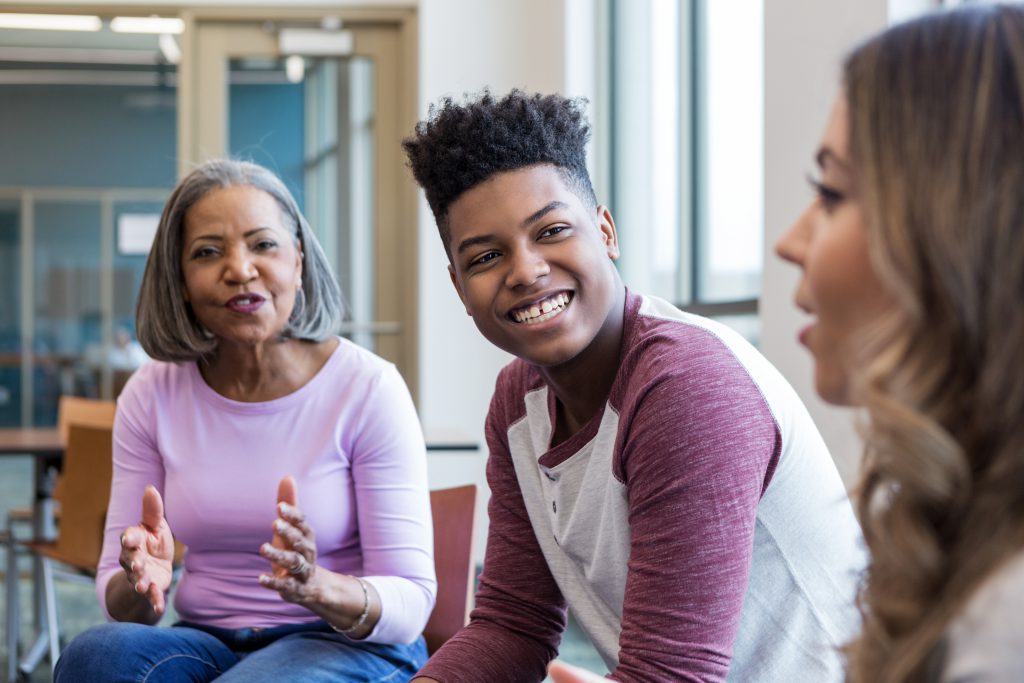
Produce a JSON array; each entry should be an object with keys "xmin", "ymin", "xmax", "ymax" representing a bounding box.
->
[
  {"xmin": 0, "ymin": 427, "xmax": 63, "ymax": 681},
  {"xmin": 0, "ymin": 427, "xmax": 63, "ymax": 538}
]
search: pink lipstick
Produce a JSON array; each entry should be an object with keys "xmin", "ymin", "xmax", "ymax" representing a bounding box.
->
[{"xmin": 226, "ymin": 293, "xmax": 265, "ymax": 313}]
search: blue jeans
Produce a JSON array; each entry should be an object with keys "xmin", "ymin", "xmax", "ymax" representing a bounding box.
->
[{"xmin": 54, "ymin": 619, "xmax": 428, "ymax": 682}]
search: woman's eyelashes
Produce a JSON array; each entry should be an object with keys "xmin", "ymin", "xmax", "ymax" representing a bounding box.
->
[
  {"xmin": 190, "ymin": 239, "xmax": 278, "ymax": 261},
  {"xmin": 806, "ymin": 174, "xmax": 845, "ymax": 211},
  {"xmin": 190, "ymin": 245, "xmax": 219, "ymax": 260}
]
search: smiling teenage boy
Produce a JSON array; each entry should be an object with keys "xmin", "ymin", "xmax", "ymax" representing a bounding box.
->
[{"xmin": 403, "ymin": 91, "xmax": 864, "ymax": 682}]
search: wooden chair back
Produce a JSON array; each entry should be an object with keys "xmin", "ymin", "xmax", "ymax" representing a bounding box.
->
[
  {"xmin": 53, "ymin": 396, "xmax": 116, "ymax": 502},
  {"xmin": 56, "ymin": 396, "xmax": 117, "ymax": 445},
  {"xmin": 52, "ymin": 424, "xmax": 114, "ymax": 571},
  {"xmin": 423, "ymin": 485, "xmax": 478, "ymax": 655}
]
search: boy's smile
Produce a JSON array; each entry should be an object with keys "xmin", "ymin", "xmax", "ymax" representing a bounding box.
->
[{"xmin": 446, "ymin": 164, "xmax": 623, "ymax": 370}]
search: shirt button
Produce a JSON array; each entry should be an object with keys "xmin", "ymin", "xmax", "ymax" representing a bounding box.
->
[{"xmin": 552, "ymin": 500, "xmax": 557, "ymax": 513}]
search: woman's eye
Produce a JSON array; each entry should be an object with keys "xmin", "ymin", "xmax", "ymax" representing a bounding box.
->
[
  {"xmin": 191, "ymin": 246, "xmax": 218, "ymax": 259},
  {"xmin": 806, "ymin": 175, "xmax": 844, "ymax": 211},
  {"xmin": 254, "ymin": 240, "xmax": 277, "ymax": 251}
]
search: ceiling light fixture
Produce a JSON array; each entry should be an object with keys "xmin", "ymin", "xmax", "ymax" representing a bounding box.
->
[
  {"xmin": 158, "ymin": 34, "xmax": 182, "ymax": 65},
  {"xmin": 285, "ymin": 55, "xmax": 305, "ymax": 84},
  {"xmin": 0, "ymin": 13, "xmax": 101, "ymax": 31},
  {"xmin": 110, "ymin": 16, "xmax": 184, "ymax": 35}
]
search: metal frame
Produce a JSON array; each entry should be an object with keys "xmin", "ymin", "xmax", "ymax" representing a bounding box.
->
[
  {"xmin": 606, "ymin": 0, "xmax": 758, "ymax": 321},
  {"xmin": 0, "ymin": 186, "xmax": 170, "ymax": 426}
]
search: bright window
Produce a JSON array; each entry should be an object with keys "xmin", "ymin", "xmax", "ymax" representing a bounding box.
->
[{"xmin": 608, "ymin": 0, "xmax": 764, "ymax": 342}]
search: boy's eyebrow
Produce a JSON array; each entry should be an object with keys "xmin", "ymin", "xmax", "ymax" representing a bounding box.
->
[
  {"xmin": 455, "ymin": 202, "xmax": 570, "ymax": 255},
  {"xmin": 522, "ymin": 201, "xmax": 568, "ymax": 227},
  {"xmin": 456, "ymin": 234, "xmax": 497, "ymax": 255}
]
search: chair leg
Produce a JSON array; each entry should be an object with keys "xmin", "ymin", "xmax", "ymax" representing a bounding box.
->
[
  {"xmin": 41, "ymin": 559, "xmax": 59, "ymax": 671},
  {"xmin": 5, "ymin": 534, "xmax": 20, "ymax": 683}
]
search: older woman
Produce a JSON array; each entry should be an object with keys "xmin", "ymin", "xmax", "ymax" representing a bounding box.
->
[
  {"xmin": 552, "ymin": 5, "xmax": 1024, "ymax": 683},
  {"xmin": 55, "ymin": 159, "xmax": 435, "ymax": 682}
]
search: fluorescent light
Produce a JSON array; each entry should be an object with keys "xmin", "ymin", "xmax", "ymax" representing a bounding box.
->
[
  {"xmin": 278, "ymin": 28, "xmax": 353, "ymax": 57},
  {"xmin": 158, "ymin": 34, "xmax": 181, "ymax": 65},
  {"xmin": 110, "ymin": 16, "xmax": 184, "ymax": 35},
  {"xmin": 285, "ymin": 55, "xmax": 305, "ymax": 84},
  {"xmin": 0, "ymin": 13, "xmax": 101, "ymax": 31}
]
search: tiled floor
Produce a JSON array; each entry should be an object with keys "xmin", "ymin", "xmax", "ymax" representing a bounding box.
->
[{"xmin": 0, "ymin": 457, "xmax": 604, "ymax": 682}]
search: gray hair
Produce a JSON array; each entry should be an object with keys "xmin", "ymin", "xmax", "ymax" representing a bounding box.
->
[{"xmin": 136, "ymin": 158, "xmax": 344, "ymax": 361}]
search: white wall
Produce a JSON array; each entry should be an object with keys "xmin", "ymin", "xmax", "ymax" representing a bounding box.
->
[
  {"xmin": 416, "ymin": 0, "xmax": 598, "ymax": 560},
  {"xmin": 762, "ymin": 0, "xmax": 896, "ymax": 487}
]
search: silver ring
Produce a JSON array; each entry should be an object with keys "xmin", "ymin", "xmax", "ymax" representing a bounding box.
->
[{"xmin": 289, "ymin": 555, "xmax": 309, "ymax": 576}]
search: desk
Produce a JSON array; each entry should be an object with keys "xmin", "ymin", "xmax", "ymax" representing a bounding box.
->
[
  {"xmin": 0, "ymin": 428, "xmax": 63, "ymax": 538},
  {"xmin": 0, "ymin": 427, "xmax": 63, "ymax": 681}
]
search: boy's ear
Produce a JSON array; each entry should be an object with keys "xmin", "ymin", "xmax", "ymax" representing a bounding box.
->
[
  {"xmin": 448, "ymin": 264, "xmax": 473, "ymax": 316},
  {"xmin": 597, "ymin": 205, "xmax": 620, "ymax": 260}
]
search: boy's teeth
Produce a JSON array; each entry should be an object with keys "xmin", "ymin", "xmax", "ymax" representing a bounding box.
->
[{"xmin": 513, "ymin": 293, "xmax": 571, "ymax": 324}]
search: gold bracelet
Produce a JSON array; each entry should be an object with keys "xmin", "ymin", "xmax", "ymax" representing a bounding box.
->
[{"xmin": 331, "ymin": 577, "xmax": 370, "ymax": 635}]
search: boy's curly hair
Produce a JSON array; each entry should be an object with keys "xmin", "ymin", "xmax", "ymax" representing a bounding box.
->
[{"xmin": 402, "ymin": 89, "xmax": 596, "ymax": 255}]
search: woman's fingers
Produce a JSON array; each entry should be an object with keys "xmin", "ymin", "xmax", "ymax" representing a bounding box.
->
[
  {"xmin": 259, "ymin": 543, "xmax": 312, "ymax": 579},
  {"xmin": 257, "ymin": 571, "xmax": 314, "ymax": 604},
  {"xmin": 141, "ymin": 486, "xmax": 165, "ymax": 530},
  {"xmin": 277, "ymin": 475, "xmax": 298, "ymax": 508},
  {"xmin": 277, "ymin": 502, "xmax": 313, "ymax": 538},
  {"xmin": 272, "ymin": 519, "xmax": 315, "ymax": 555},
  {"xmin": 147, "ymin": 583, "xmax": 165, "ymax": 615},
  {"xmin": 120, "ymin": 527, "xmax": 143, "ymax": 551}
]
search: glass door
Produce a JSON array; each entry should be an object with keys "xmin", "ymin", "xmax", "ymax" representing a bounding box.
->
[{"xmin": 179, "ymin": 11, "xmax": 419, "ymax": 398}]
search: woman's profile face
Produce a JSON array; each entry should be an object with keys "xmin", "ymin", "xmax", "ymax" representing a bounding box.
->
[
  {"xmin": 775, "ymin": 95, "xmax": 894, "ymax": 405},
  {"xmin": 180, "ymin": 185, "xmax": 303, "ymax": 349}
]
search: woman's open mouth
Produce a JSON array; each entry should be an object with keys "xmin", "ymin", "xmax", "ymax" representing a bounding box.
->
[{"xmin": 226, "ymin": 293, "xmax": 266, "ymax": 314}]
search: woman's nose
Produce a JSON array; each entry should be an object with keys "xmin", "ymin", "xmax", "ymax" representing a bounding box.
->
[
  {"xmin": 775, "ymin": 206, "xmax": 812, "ymax": 267},
  {"xmin": 225, "ymin": 248, "xmax": 257, "ymax": 283}
]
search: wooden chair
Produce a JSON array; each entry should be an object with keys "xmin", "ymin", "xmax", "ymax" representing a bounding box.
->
[
  {"xmin": 4, "ymin": 396, "xmax": 116, "ymax": 530},
  {"xmin": 423, "ymin": 485, "xmax": 478, "ymax": 655},
  {"xmin": 4, "ymin": 397, "xmax": 116, "ymax": 682},
  {"xmin": 7, "ymin": 424, "xmax": 114, "ymax": 678}
]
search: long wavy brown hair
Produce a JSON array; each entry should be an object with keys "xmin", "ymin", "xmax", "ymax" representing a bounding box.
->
[{"xmin": 842, "ymin": 5, "xmax": 1024, "ymax": 681}]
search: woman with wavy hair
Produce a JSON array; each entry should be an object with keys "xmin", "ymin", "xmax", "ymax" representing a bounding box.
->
[
  {"xmin": 776, "ymin": 4, "xmax": 1024, "ymax": 681},
  {"xmin": 550, "ymin": 4, "xmax": 1024, "ymax": 683}
]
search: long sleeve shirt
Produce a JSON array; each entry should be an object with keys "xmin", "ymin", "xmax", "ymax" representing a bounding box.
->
[
  {"xmin": 418, "ymin": 291, "xmax": 864, "ymax": 682},
  {"xmin": 95, "ymin": 338, "xmax": 436, "ymax": 644}
]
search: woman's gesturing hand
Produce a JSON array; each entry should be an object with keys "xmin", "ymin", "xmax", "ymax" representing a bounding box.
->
[
  {"xmin": 547, "ymin": 662, "xmax": 608, "ymax": 683},
  {"xmin": 258, "ymin": 475, "xmax": 321, "ymax": 603},
  {"xmin": 118, "ymin": 485, "xmax": 175, "ymax": 615}
]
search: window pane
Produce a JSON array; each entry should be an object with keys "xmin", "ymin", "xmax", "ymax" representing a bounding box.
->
[
  {"xmin": 696, "ymin": 0, "xmax": 764, "ymax": 303},
  {"xmin": 610, "ymin": 0, "xmax": 682, "ymax": 303},
  {"xmin": 0, "ymin": 200, "xmax": 20, "ymax": 426},
  {"xmin": 33, "ymin": 201, "xmax": 102, "ymax": 425}
]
